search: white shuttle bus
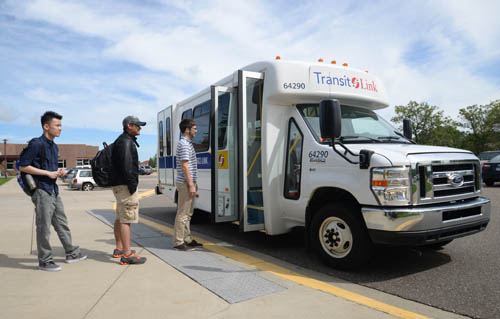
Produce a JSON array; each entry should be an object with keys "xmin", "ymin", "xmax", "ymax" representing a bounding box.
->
[{"xmin": 156, "ymin": 59, "xmax": 490, "ymax": 268}]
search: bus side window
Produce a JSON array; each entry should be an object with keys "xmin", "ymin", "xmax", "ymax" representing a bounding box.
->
[
  {"xmin": 159, "ymin": 120, "xmax": 164, "ymax": 157},
  {"xmin": 192, "ymin": 101, "xmax": 210, "ymax": 152},
  {"xmin": 218, "ymin": 92, "xmax": 230, "ymax": 150},
  {"xmin": 166, "ymin": 117, "xmax": 171, "ymax": 155},
  {"xmin": 284, "ymin": 119, "xmax": 303, "ymax": 200}
]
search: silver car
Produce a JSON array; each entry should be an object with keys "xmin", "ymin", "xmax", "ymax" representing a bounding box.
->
[{"xmin": 68, "ymin": 168, "xmax": 97, "ymax": 191}]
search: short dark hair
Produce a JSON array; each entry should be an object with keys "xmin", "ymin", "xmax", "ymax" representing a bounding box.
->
[
  {"xmin": 179, "ymin": 119, "xmax": 196, "ymax": 134},
  {"xmin": 41, "ymin": 111, "xmax": 62, "ymax": 127}
]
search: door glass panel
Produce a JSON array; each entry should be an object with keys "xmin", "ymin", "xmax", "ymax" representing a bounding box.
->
[
  {"xmin": 284, "ymin": 119, "xmax": 303, "ymax": 200},
  {"xmin": 216, "ymin": 91, "xmax": 238, "ymax": 220},
  {"xmin": 246, "ymin": 78, "xmax": 264, "ymax": 224}
]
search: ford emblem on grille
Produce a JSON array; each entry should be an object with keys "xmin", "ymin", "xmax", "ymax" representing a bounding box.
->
[{"xmin": 449, "ymin": 174, "xmax": 464, "ymax": 187}]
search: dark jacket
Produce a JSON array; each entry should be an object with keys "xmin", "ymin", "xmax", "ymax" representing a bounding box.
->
[{"xmin": 110, "ymin": 132, "xmax": 139, "ymax": 194}]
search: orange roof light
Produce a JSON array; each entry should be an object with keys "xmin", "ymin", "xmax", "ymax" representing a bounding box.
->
[
  {"xmin": 331, "ymin": 60, "xmax": 336, "ymax": 64},
  {"xmin": 318, "ymin": 58, "xmax": 324, "ymax": 62},
  {"xmin": 276, "ymin": 56, "xmax": 281, "ymax": 60},
  {"xmin": 365, "ymin": 70, "xmax": 369, "ymax": 73},
  {"xmin": 343, "ymin": 63, "xmax": 348, "ymax": 67}
]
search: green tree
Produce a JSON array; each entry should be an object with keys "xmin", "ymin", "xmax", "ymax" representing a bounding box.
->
[
  {"xmin": 148, "ymin": 155, "xmax": 157, "ymax": 168},
  {"xmin": 458, "ymin": 103, "xmax": 497, "ymax": 154},
  {"xmin": 391, "ymin": 101, "xmax": 453, "ymax": 145}
]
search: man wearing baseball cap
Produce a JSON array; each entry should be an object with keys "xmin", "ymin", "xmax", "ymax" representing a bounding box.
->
[{"xmin": 109, "ymin": 115, "xmax": 147, "ymax": 265}]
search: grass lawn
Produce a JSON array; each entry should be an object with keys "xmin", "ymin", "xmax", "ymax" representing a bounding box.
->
[{"xmin": 0, "ymin": 177, "xmax": 14, "ymax": 186}]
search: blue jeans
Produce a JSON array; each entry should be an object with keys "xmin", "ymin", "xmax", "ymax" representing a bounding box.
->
[{"xmin": 31, "ymin": 189, "xmax": 80, "ymax": 263}]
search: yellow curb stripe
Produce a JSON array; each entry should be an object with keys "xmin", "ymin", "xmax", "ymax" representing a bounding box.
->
[
  {"xmin": 113, "ymin": 189, "xmax": 156, "ymax": 211},
  {"xmin": 140, "ymin": 217, "xmax": 429, "ymax": 319}
]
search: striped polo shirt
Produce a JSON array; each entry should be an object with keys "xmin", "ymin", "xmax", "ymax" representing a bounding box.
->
[{"xmin": 176, "ymin": 136, "xmax": 197, "ymax": 183}]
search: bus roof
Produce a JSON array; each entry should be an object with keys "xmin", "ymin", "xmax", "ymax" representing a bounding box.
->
[
  {"xmin": 171, "ymin": 59, "xmax": 389, "ymax": 111},
  {"xmin": 240, "ymin": 60, "xmax": 389, "ymax": 110}
]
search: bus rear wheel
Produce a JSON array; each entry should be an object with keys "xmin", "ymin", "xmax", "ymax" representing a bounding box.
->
[{"xmin": 310, "ymin": 203, "xmax": 373, "ymax": 269}]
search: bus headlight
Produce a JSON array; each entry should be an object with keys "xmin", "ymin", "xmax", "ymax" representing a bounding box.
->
[{"xmin": 371, "ymin": 167, "xmax": 411, "ymax": 205}]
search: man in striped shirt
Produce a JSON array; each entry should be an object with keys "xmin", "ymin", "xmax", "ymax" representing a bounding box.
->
[{"xmin": 174, "ymin": 119, "xmax": 203, "ymax": 251}]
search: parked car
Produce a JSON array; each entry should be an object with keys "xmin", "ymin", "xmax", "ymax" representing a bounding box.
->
[
  {"xmin": 481, "ymin": 154, "xmax": 500, "ymax": 186},
  {"xmin": 478, "ymin": 151, "xmax": 500, "ymax": 164},
  {"xmin": 61, "ymin": 167, "xmax": 77, "ymax": 184},
  {"xmin": 139, "ymin": 165, "xmax": 153, "ymax": 175},
  {"xmin": 69, "ymin": 168, "xmax": 97, "ymax": 191},
  {"xmin": 60, "ymin": 165, "xmax": 92, "ymax": 183}
]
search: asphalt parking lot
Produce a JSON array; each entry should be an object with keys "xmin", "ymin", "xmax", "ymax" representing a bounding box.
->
[{"xmin": 138, "ymin": 174, "xmax": 499, "ymax": 319}]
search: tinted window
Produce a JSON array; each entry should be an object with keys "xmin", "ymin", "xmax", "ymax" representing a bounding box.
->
[
  {"xmin": 80, "ymin": 170, "xmax": 92, "ymax": 177},
  {"xmin": 182, "ymin": 109, "xmax": 192, "ymax": 120},
  {"xmin": 490, "ymin": 155, "xmax": 500, "ymax": 163},
  {"xmin": 479, "ymin": 152, "xmax": 500, "ymax": 160},
  {"xmin": 166, "ymin": 117, "xmax": 171, "ymax": 155},
  {"xmin": 159, "ymin": 120, "xmax": 164, "ymax": 157},
  {"xmin": 284, "ymin": 119, "xmax": 303, "ymax": 200},
  {"xmin": 218, "ymin": 92, "xmax": 230, "ymax": 150},
  {"xmin": 192, "ymin": 100, "xmax": 211, "ymax": 152}
]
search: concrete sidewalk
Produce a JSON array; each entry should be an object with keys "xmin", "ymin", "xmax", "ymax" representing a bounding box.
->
[{"xmin": 0, "ymin": 179, "xmax": 468, "ymax": 319}]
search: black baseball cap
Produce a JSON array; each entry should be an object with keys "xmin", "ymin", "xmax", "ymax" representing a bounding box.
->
[{"xmin": 123, "ymin": 115, "xmax": 146, "ymax": 128}]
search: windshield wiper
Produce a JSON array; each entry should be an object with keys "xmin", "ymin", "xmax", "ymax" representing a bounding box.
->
[
  {"xmin": 339, "ymin": 135, "xmax": 380, "ymax": 143},
  {"xmin": 377, "ymin": 136, "xmax": 401, "ymax": 140}
]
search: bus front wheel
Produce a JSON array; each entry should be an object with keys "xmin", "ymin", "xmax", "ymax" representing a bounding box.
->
[{"xmin": 310, "ymin": 203, "xmax": 373, "ymax": 269}]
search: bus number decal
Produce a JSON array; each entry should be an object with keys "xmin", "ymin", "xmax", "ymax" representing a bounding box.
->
[
  {"xmin": 283, "ymin": 82, "xmax": 306, "ymax": 90},
  {"xmin": 309, "ymin": 150, "xmax": 328, "ymax": 163}
]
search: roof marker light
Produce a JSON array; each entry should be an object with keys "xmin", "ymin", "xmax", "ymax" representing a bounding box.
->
[
  {"xmin": 276, "ymin": 56, "xmax": 281, "ymax": 60},
  {"xmin": 331, "ymin": 60, "xmax": 336, "ymax": 64},
  {"xmin": 365, "ymin": 70, "xmax": 369, "ymax": 73},
  {"xmin": 318, "ymin": 58, "xmax": 324, "ymax": 62},
  {"xmin": 343, "ymin": 63, "xmax": 348, "ymax": 67}
]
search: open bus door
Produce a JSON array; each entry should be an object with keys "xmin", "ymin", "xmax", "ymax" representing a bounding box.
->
[
  {"xmin": 210, "ymin": 71, "xmax": 265, "ymax": 232},
  {"xmin": 158, "ymin": 106, "xmax": 174, "ymax": 187}
]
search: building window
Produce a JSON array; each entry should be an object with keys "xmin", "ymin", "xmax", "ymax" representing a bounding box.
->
[
  {"xmin": 192, "ymin": 100, "xmax": 211, "ymax": 152},
  {"xmin": 58, "ymin": 160, "xmax": 67, "ymax": 168},
  {"xmin": 6, "ymin": 160, "xmax": 15, "ymax": 170},
  {"xmin": 76, "ymin": 159, "xmax": 90, "ymax": 166}
]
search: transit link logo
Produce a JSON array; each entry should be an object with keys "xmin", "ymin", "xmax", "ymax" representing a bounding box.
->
[{"xmin": 313, "ymin": 71, "xmax": 378, "ymax": 92}]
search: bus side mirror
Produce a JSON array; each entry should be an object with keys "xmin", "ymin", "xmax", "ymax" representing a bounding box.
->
[
  {"xmin": 403, "ymin": 119, "xmax": 412, "ymax": 140},
  {"xmin": 319, "ymin": 99, "xmax": 341, "ymax": 140}
]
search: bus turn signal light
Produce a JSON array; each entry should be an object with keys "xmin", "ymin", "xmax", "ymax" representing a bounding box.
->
[{"xmin": 372, "ymin": 180, "xmax": 388, "ymax": 188}]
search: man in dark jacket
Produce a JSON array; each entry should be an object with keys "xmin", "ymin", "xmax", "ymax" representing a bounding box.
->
[{"xmin": 110, "ymin": 115, "xmax": 147, "ymax": 265}]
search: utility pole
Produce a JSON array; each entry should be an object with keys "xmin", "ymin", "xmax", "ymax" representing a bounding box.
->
[{"xmin": 2, "ymin": 139, "xmax": 7, "ymax": 178}]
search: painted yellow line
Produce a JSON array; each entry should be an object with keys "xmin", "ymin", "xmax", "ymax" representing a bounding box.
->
[
  {"xmin": 112, "ymin": 189, "xmax": 156, "ymax": 211},
  {"xmin": 140, "ymin": 217, "xmax": 429, "ymax": 319}
]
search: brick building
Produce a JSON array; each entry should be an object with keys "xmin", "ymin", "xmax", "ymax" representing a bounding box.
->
[{"xmin": 0, "ymin": 142, "xmax": 98, "ymax": 177}]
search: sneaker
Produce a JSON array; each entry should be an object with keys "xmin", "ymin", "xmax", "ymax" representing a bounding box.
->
[
  {"xmin": 39, "ymin": 261, "xmax": 62, "ymax": 272},
  {"xmin": 173, "ymin": 243, "xmax": 195, "ymax": 251},
  {"xmin": 112, "ymin": 249, "xmax": 136, "ymax": 258},
  {"xmin": 120, "ymin": 253, "xmax": 147, "ymax": 265},
  {"xmin": 186, "ymin": 239, "xmax": 203, "ymax": 248},
  {"xmin": 65, "ymin": 253, "xmax": 88, "ymax": 264}
]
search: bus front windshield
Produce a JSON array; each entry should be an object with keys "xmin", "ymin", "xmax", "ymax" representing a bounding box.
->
[{"xmin": 297, "ymin": 104, "xmax": 410, "ymax": 144}]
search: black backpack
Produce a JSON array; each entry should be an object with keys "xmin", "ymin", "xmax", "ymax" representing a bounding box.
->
[
  {"xmin": 91, "ymin": 142, "xmax": 114, "ymax": 187},
  {"xmin": 15, "ymin": 137, "xmax": 46, "ymax": 196}
]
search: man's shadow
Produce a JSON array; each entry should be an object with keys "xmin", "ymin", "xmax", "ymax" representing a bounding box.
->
[{"xmin": 0, "ymin": 247, "xmax": 117, "ymax": 271}]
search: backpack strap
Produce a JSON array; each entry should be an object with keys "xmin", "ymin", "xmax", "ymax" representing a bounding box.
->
[{"xmin": 38, "ymin": 137, "xmax": 46, "ymax": 170}]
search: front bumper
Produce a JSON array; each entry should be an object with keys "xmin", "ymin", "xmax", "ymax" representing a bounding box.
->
[{"xmin": 361, "ymin": 197, "xmax": 490, "ymax": 245}]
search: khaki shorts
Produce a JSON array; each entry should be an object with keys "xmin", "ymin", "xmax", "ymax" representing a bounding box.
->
[{"xmin": 112, "ymin": 185, "xmax": 139, "ymax": 223}]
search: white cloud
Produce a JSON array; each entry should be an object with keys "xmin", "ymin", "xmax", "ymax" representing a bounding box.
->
[
  {"xmin": 26, "ymin": 88, "xmax": 72, "ymax": 104},
  {"xmin": 0, "ymin": 104, "xmax": 20, "ymax": 122},
  {"xmin": 2, "ymin": 0, "xmax": 499, "ymax": 133}
]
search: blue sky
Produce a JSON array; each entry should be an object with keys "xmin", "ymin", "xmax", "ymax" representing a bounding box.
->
[{"xmin": 1, "ymin": 0, "xmax": 500, "ymax": 160}]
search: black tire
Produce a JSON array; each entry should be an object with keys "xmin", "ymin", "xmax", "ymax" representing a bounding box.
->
[
  {"xmin": 82, "ymin": 182, "xmax": 94, "ymax": 191},
  {"xmin": 485, "ymin": 180, "xmax": 494, "ymax": 187},
  {"xmin": 310, "ymin": 203, "xmax": 373, "ymax": 269}
]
